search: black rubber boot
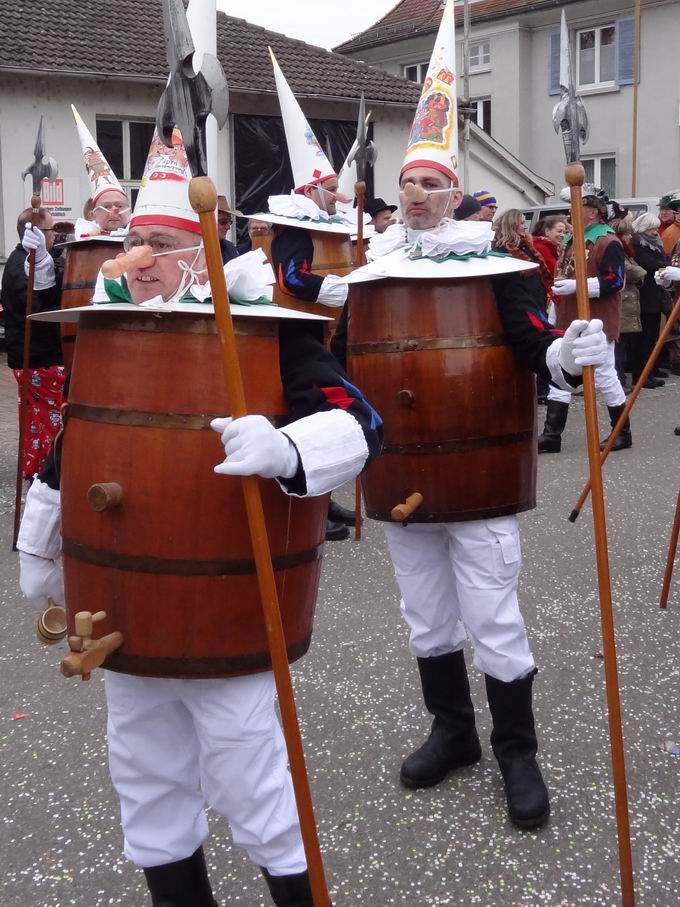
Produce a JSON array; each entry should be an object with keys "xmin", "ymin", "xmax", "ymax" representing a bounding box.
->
[
  {"xmin": 537, "ymin": 400, "xmax": 569, "ymax": 453},
  {"xmin": 600, "ymin": 404, "xmax": 632, "ymax": 452},
  {"xmin": 328, "ymin": 498, "xmax": 356, "ymax": 526},
  {"xmin": 143, "ymin": 847, "xmax": 218, "ymax": 906},
  {"xmin": 325, "ymin": 519, "xmax": 350, "ymax": 541},
  {"xmin": 485, "ymin": 670, "xmax": 550, "ymax": 830},
  {"xmin": 400, "ymin": 651, "xmax": 482, "ymax": 789},
  {"xmin": 261, "ymin": 868, "xmax": 314, "ymax": 906}
]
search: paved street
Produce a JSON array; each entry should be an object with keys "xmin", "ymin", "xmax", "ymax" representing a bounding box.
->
[{"xmin": 0, "ymin": 353, "xmax": 678, "ymax": 906}]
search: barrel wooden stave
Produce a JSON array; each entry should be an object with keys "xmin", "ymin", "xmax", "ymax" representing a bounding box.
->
[
  {"xmin": 347, "ymin": 277, "xmax": 537, "ymax": 522},
  {"xmin": 61, "ymin": 311, "xmax": 328, "ymax": 678}
]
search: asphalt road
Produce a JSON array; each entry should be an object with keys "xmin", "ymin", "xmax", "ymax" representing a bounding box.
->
[{"xmin": 0, "ymin": 355, "xmax": 678, "ymax": 906}]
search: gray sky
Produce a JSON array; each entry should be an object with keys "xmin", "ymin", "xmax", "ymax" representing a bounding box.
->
[{"xmin": 217, "ymin": 0, "xmax": 397, "ymax": 50}]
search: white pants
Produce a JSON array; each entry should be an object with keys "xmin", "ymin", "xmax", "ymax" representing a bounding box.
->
[
  {"xmin": 104, "ymin": 670, "xmax": 305, "ymax": 874},
  {"xmin": 548, "ymin": 339, "xmax": 625, "ymax": 407},
  {"xmin": 383, "ymin": 516, "xmax": 535, "ymax": 683}
]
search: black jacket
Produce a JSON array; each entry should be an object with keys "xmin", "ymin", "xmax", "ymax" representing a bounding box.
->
[
  {"xmin": 271, "ymin": 228, "xmax": 324, "ymax": 302},
  {"xmin": 1, "ymin": 245, "xmax": 63, "ymax": 369},
  {"xmin": 631, "ymin": 234, "xmax": 668, "ymax": 315}
]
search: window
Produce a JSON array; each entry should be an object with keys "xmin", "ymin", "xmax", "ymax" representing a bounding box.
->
[
  {"xmin": 577, "ymin": 25, "xmax": 616, "ymax": 88},
  {"xmin": 471, "ymin": 97, "xmax": 492, "ymax": 135},
  {"xmin": 583, "ymin": 155, "xmax": 616, "ymax": 197},
  {"xmin": 403, "ymin": 61, "xmax": 429, "ymax": 83},
  {"xmin": 469, "ymin": 41, "xmax": 491, "ymax": 72},
  {"xmin": 96, "ymin": 118, "xmax": 156, "ymax": 206}
]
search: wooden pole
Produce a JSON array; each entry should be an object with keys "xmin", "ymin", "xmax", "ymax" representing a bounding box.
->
[
  {"xmin": 566, "ymin": 163, "xmax": 635, "ymax": 907},
  {"xmin": 353, "ymin": 178, "xmax": 367, "ymax": 542},
  {"xmin": 630, "ymin": 0, "xmax": 642, "ymax": 195},
  {"xmin": 12, "ymin": 192, "xmax": 42, "ymax": 550},
  {"xmin": 462, "ymin": 0, "xmax": 471, "ymax": 195},
  {"xmin": 659, "ymin": 486, "xmax": 680, "ymax": 609},
  {"xmin": 569, "ymin": 288, "xmax": 680, "ymax": 522},
  {"xmin": 188, "ymin": 177, "xmax": 330, "ymax": 907}
]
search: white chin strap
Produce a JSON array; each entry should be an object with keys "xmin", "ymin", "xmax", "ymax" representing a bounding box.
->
[{"xmin": 166, "ymin": 244, "xmax": 207, "ymax": 304}]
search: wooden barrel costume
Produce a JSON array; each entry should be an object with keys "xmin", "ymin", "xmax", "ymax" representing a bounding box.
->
[
  {"xmin": 272, "ymin": 228, "xmax": 353, "ymax": 327},
  {"xmin": 59, "ymin": 238, "xmax": 124, "ymax": 371},
  {"xmin": 60, "ymin": 308, "xmax": 328, "ymax": 678},
  {"xmin": 347, "ymin": 276, "xmax": 537, "ymax": 523}
]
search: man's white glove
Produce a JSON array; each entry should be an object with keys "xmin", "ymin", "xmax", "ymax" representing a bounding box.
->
[
  {"xmin": 655, "ymin": 266, "xmax": 680, "ymax": 288},
  {"xmin": 19, "ymin": 552, "xmax": 64, "ymax": 607},
  {"xmin": 552, "ymin": 277, "xmax": 600, "ymax": 298},
  {"xmin": 211, "ymin": 415, "xmax": 300, "ymax": 479},
  {"xmin": 22, "ymin": 224, "xmax": 56, "ymax": 289},
  {"xmin": 558, "ymin": 319, "xmax": 608, "ymax": 374}
]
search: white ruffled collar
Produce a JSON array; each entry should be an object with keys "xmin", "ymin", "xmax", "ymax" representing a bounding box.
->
[
  {"xmin": 267, "ymin": 191, "xmax": 354, "ymax": 227},
  {"xmin": 367, "ymin": 218, "xmax": 493, "ymax": 261}
]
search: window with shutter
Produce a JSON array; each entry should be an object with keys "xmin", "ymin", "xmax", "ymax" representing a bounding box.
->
[
  {"xmin": 548, "ymin": 31, "xmax": 560, "ymax": 96},
  {"xmin": 615, "ymin": 17, "xmax": 636, "ymax": 86}
]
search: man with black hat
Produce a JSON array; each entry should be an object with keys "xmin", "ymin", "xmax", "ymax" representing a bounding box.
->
[
  {"xmin": 538, "ymin": 185, "xmax": 629, "ymax": 453},
  {"xmin": 454, "ymin": 194, "xmax": 483, "ymax": 222},
  {"xmin": 366, "ymin": 197, "xmax": 397, "ymax": 234}
]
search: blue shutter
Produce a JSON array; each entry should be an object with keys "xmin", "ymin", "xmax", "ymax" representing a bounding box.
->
[
  {"xmin": 616, "ymin": 16, "xmax": 635, "ymax": 85},
  {"xmin": 548, "ymin": 30, "xmax": 560, "ymax": 95}
]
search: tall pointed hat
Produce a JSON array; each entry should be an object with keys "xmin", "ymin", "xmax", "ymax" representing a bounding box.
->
[
  {"xmin": 71, "ymin": 105, "xmax": 126, "ymax": 204},
  {"xmin": 269, "ymin": 47, "xmax": 336, "ymax": 192},
  {"xmin": 401, "ymin": 0, "xmax": 459, "ymax": 185},
  {"xmin": 130, "ymin": 128, "xmax": 201, "ymax": 234}
]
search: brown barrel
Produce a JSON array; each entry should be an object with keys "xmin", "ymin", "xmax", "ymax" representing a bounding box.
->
[
  {"xmin": 272, "ymin": 228, "xmax": 353, "ymax": 326},
  {"xmin": 60, "ymin": 309, "xmax": 328, "ymax": 678},
  {"xmin": 347, "ymin": 276, "xmax": 537, "ymax": 523},
  {"xmin": 60, "ymin": 238, "xmax": 125, "ymax": 371}
]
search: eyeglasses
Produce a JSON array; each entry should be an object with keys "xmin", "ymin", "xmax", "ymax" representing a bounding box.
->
[{"xmin": 123, "ymin": 235, "xmax": 202, "ymax": 256}]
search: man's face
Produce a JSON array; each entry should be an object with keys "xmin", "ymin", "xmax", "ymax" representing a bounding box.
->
[
  {"xmin": 399, "ymin": 167, "xmax": 462, "ymax": 230},
  {"xmin": 372, "ymin": 209, "xmax": 396, "ymax": 234},
  {"xmin": 582, "ymin": 201, "xmax": 600, "ymax": 227},
  {"xmin": 303, "ymin": 177, "xmax": 339, "ymax": 216},
  {"xmin": 125, "ymin": 225, "xmax": 205, "ymax": 304},
  {"xmin": 248, "ymin": 219, "xmax": 272, "ymax": 239},
  {"xmin": 40, "ymin": 213, "xmax": 56, "ymax": 252},
  {"xmin": 217, "ymin": 210, "xmax": 232, "ymax": 240},
  {"xmin": 93, "ymin": 190, "xmax": 131, "ymax": 232},
  {"xmin": 659, "ymin": 207, "xmax": 675, "ymax": 226},
  {"xmin": 479, "ymin": 203, "xmax": 497, "ymax": 222}
]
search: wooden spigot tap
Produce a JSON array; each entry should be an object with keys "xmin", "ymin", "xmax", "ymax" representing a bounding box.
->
[{"xmin": 61, "ymin": 611, "xmax": 123, "ymax": 681}]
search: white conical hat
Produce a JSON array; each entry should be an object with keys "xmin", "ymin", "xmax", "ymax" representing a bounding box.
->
[
  {"xmin": 71, "ymin": 105, "xmax": 125, "ymax": 205},
  {"xmin": 269, "ymin": 47, "xmax": 336, "ymax": 192},
  {"xmin": 130, "ymin": 128, "xmax": 201, "ymax": 235},
  {"xmin": 401, "ymin": 0, "xmax": 459, "ymax": 185}
]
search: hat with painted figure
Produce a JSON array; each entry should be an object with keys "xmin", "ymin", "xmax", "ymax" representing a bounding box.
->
[
  {"xmin": 71, "ymin": 104, "xmax": 126, "ymax": 205},
  {"xmin": 269, "ymin": 47, "xmax": 336, "ymax": 192},
  {"xmin": 130, "ymin": 128, "xmax": 201, "ymax": 234},
  {"xmin": 401, "ymin": 0, "xmax": 459, "ymax": 185}
]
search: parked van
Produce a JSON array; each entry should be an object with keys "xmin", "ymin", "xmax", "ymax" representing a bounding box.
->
[{"xmin": 522, "ymin": 197, "xmax": 658, "ymax": 232}]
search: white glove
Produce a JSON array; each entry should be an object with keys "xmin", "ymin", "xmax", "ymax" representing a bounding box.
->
[
  {"xmin": 211, "ymin": 415, "xmax": 300, "ymax": 479},
  {"xmin": 558, "ymin": 319, "xmax": 608, "ymax": 374},
  {"xmin": 551, "ymin": 277, "xmax": 600, "ymax": 298},
  {"xmin": 655, "ymin": 266, "xmax": 680, "ymax": 288},
  {"xmin": 22, "ymin": 223, "xmax": 50, "ymax": 264},
  {"xmin": 19, "ymin": 552, "xmax": 64, "ymax": 607}
]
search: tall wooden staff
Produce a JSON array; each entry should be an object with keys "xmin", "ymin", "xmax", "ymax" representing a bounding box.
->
[
  {"xmin": 157, "ymin": 2, "xmax": 330, "ymax": 904},
  {"xmin": 12, "ymin": 118, "xmax": 58, "ymax": 550},
  {"xmin": 552, "ymin": 11, "xmax": 635, "ymax": 904},
  {"xmin": 348, "ymin": 93, "xmax": 376, "ymax": 541}
]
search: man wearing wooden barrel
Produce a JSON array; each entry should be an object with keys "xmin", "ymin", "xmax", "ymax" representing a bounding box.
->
[
  {"xmin": 340, "ymin": 0, "xmax": 609, "ymax": 831},
  {"xmin": 252, "ymin": 50, "xmax": 358, "ymax": 539},
  {"xmin": 71, "ymin": 105, "xmax": 131, "ymax": 239},
  {"xmin": 18, "ymin": 130, "xmax": 382, "ymax": 907}
]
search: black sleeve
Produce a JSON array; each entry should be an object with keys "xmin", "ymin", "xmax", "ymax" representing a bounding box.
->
[
  {"xmin": 329, "ymin": 305, "xmax": 348, "ymax": 371},
  {"xmin": 632, "ymin": 237, "xmax": 668, "ymax": 274},
  {"xmin": 271, "ymin": 228, "xmax": 325, "ymax": 302},
  {"xmin": 491, "ymin": 271, "xmax": 563, "ymax": 384},
  {"xmin": 278, "ymin": 320, "xmax": 383, "ymax": 494},
  {"xmin": 597, "ymin": 239, "xmax": 625, "ymax": 297}
]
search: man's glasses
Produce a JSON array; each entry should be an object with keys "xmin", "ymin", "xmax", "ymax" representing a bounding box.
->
[{"xmin": 123, "ymin": 235, "xmax": 202, "ymax": 256}]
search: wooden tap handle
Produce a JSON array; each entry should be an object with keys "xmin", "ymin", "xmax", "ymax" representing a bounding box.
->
[
  {"xmin": 91, "ymin": 611, "xmax": 107, "ymax": 624},
  {"xmin": 74, "ymin": 610, "xmax": 107, "ymax": 637},
  {"xmin": 87, "ymin": 482, "xmax": 123, "ymax": 512},
  {"xmin": 60, "ymin": 632, "xmax": 124, "ymax": 678},
  {"xmin": 391, "ymin": 493, "xmax": 423, "ymax": 523}
]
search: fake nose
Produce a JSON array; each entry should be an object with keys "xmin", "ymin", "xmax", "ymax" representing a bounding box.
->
[{"xmin": 402, "ymin": 183, "xmax": 428, "ymax": 204}]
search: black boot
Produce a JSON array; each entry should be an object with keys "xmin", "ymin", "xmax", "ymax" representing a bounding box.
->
[
  {"xmin": 325, "ymin": 519, "xmax": 350, "ymax": 541},
  {"xmin": 143, "ymin": 847, "xmax": 218, "ymax": 906},
  {"xmin": 537, "ymin": 400, "xmax": 569, "ymax": 453},
  {"xmin": 261, "ymin": 868, "xmax": 313, "ymax": 906},
  {"xmin": 328, "ymin": 498, "xmax": 355, "ymax": 526},
  {"xmin": 400, "ymin": 651, "xmax": 482, "ymax": 789},
  {"xmin": 600, "ymin": 404, "xmax": 632, "ymax": 452},
  {"xmin": 485, "ymin": 670, "xmax": 550, "ymax": 830}
]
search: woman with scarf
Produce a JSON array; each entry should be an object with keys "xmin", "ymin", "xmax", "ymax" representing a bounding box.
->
[{"xmin": 631, "ymin": 213, "xmax": 669, "ymax": 388}]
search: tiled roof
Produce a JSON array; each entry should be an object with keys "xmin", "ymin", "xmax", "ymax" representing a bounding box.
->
[
  {"xmin": 336, "ymin": 0, "xmax": 576, "ymax": 53},
  {"xmin": 0, "ymin": 1, "xmax": 420, "ymax": 106}
]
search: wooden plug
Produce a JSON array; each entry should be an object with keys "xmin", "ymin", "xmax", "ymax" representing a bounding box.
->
[
  {"xmin": 391, "ymin": 493, "xmax": 424, "ymax": 525},
  {"xmin": 87, "ymin": 482, "xmax": 123, "ymax": 512}
]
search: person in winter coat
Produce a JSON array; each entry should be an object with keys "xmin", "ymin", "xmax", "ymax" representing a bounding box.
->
[
  {"xmin": 531, "ymin": 215, "xmax": 568, "ymax": 278},
  {"xmin": 610, "ymin": 216, "xmax": 644, "ymax": 388},
  {"xmin": 631, "ymin": 213, "xmax": 669, "ymax": 388}
]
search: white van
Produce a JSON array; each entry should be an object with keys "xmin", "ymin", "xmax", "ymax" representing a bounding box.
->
[{"xmin": 522, "ymin": 197, "xmax": 658, "ymax": 232}]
